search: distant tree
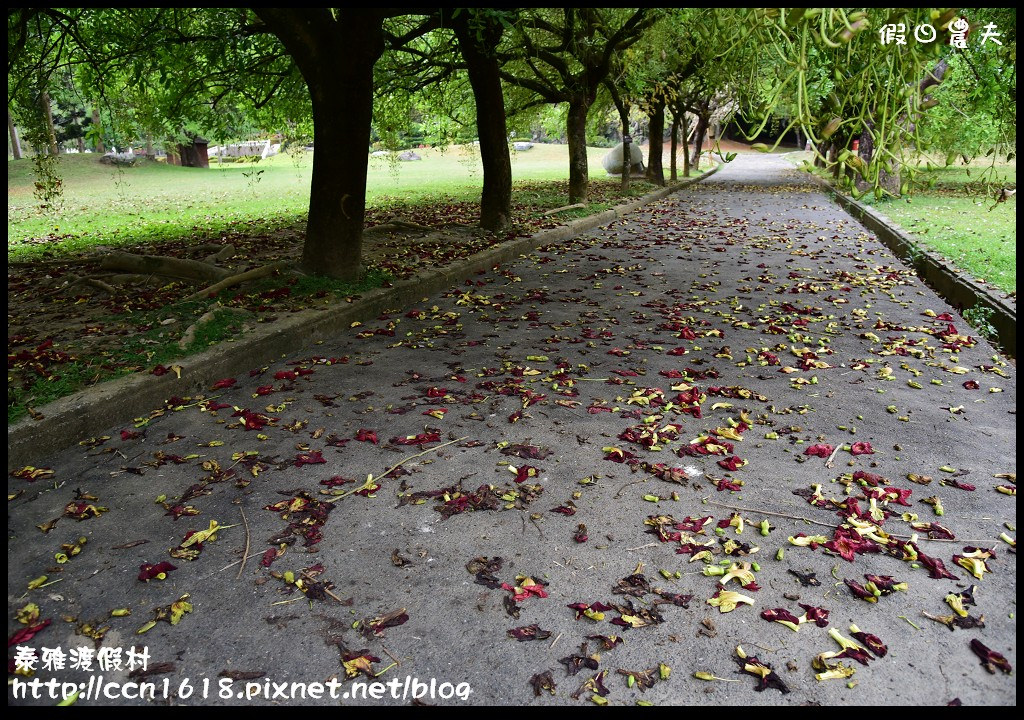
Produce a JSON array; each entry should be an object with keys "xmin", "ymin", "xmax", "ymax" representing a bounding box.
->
[{"xmin": 498, "ymin": 9, "xmax": 656, "ymax": 203}]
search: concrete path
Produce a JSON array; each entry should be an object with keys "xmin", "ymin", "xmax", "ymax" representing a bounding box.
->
[{"xmin": 8, "ymin": 155, "xmax": 1016, "ymax": 706}]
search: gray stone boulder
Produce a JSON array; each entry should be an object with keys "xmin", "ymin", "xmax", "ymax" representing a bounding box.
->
[
  {"xmin": 398, "ymin": 150, "xmax": 422, "ymax": 162},
  {"xmin": 513, "ymin": 141, "xmax": 533, "ymax": 151},
  {"xmin": 601, "ymin": 142, "xmax": 644, "ymax": 175}
]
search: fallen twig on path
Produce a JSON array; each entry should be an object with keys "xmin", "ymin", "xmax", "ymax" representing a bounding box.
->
[
  {"xmin": 825, "ymin": 444, "xmax": 843, "ymax": 468},
  {"xmin": 237, "ymin": 507, "xmax": 251, "ymax": 580},
  {"xmin": 701, "ymin": 498, "xmax": 993, "ymax": 544},
  {"xmin": 323, "ymin": 436, "xmax": 468, "ymax": 503}
]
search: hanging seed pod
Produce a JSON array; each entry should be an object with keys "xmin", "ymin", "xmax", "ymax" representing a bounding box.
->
[
  {"xmin": 821, "ymin": 117, "xmax": 842, "ymax": 139},
  {"xmin": 839, "ymin": 19, "xmax": 868, "ymax": 43}
]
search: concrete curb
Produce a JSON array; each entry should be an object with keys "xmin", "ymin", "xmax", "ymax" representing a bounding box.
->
[
  {"xmin": 8, "ymin": 166, "xmax": 721, "ymax": 470},
  {"xmin": 806, "ymin": 173, "xmax": 1016, "ymax": 357}
]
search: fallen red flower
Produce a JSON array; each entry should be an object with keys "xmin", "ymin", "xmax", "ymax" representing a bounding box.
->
[
  {"xmin": 850, "ymin": 629, "xmax": 887, "ymax": 657},
  {"xmin": 804, "ymin": 444, "xmax": 834, "ymax": 458},
  {"xmin": 294, "ymin": 451, "xmax": 326, "ymax": 467},
  {"xmin": 8, "ymin": 619, "xmax": 52, "ymax": 647},
  {"xmin": 717, "ymin": 456, "xmax": 745, "ymax": 472},
  {"xmin": 355, "ymin": 428, "xmax": 379, "ymax": 444},
  {"xmin": 798, "ymin": 603, "xmax": 830, "ymax": 627},
  {"xmin": 850, "ymin": 441, "xmax": 874, "ymax": 456},
  {"xmin": 138, "ymin": 561, "xmax": 177, "ymax": 581},
  {"xmin": 912, "ymin": 543, "xmax": 958, "ymax": 580},
  {"xmin": 970, "ymin": 639, "xmax": 1012, "ymax": 674}
]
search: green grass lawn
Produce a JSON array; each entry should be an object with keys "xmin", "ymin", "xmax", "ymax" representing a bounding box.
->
[
  {"xmin": 8, "ymin": 143, "xmax": 673, "ymax": 259},
  {"xmin": 875, "ymin": 159, "xmax": 1016, "ymax": 295},
  {"xmin": 790, "ymin": 154, "xmax": 1016, "ymax": 295}
]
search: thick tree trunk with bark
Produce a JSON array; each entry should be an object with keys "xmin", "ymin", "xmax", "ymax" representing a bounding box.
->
[
  {"xmin": 302, "ymin": 67, "xmax": 375, "ymax": 279},
  {"xmin": 451, "ymin": 13, "xmax": 511, "ymax": 231},
  {"xmin": 566, "ymin": 96, "xmax": 592, "ymax": 203},
  {"xmin": 645, "ymin": 99, "xmax": 665, "ymax": 186},
  {"xmin": 91, "ymin": 107, "xmax": 104, "ymax": 153},
  {"xmin": 855, "ymin": 127, "xmax": 901, "ymax": 195},
  {"xmin": 41, "ymin": 91, "xmax": 58, "ymax": 155},
  {"xmin": 691, "ymin": 114, "xmax": 708, "ymax": 170},
  {"xmin": 680, "ymin": 110, "xmax": 690, "ymax": 178},
  {"xmin": 669, "ymin": 113, "xmax": 679, "ymax": 182},
  {"xmin": 256, "ymin": 9, "xmax": 385, "ymax": 281},
  {"xmin": 608, "ymin": 86, "xmax": 631, "ymax": 191},
  {"xmin": 8, "ymin": 110, "xmax": 22, "ymax": 159}
]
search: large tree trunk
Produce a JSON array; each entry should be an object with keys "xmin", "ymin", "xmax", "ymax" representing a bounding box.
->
[
  {"xmin": 646, "ymin": 99, "xmax": 665, "ymax": 186},
  {"xmin": 40, "ymin": 91, "xmax": 58, "ymax": 155},
  {"xmin": 691, "ymin": 114, "xmax": 708, "ymax": 170},
  {"xmin": 302, "ymin": 65, "xmax": 375, "ymax": 279},
  {"xmin": 256, "ymin": 10, "xmax": 385, "ymax": 281},
  {"xmin": 829, "ymin": 143, "xmax": 840, "ymax": 179},
  {"xmin": 451, "ymin": 12, "xmax": 511, "ymax": 231},
  {"xmin": 609, "ymin": 89, "xmax": 631, "ymax": 192},
  {"xmin": 669, "ymin": 112, "xmax": 679, "ymax": 182},
  {"xmin": 680, "ymin": 110, "xmax": 690, "ymax": 177},
  {"xmin": 566, "ymin": 96, "xmax": 592, "ymax": 203},
  {"xmin": 8, "ymin": 109, "xmax": 22, "ymax": 159},
  {"xmin": 91, "ymin": 107, "xmax": 104, "ymax": 153}
]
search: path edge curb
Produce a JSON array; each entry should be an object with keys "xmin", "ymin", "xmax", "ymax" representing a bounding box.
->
[
  {"xmin": 7, "ymin": 165, "xmax": 721, "ymax": 470},
  {"xmin": 806, "ymin": 173, "xmax": 1016, "ymax": 357}
]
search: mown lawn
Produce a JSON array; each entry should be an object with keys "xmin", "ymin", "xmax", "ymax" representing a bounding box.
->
[
  {"xmin": 8, "ymin": 143, "xmax": 686, "ymax": 260},
  {"xmin": 876, "ymin": 160, "xmax": 1016, "ymax": 295}
]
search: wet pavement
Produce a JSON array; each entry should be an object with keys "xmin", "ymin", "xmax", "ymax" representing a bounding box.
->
[{"xmin": 7, "ymin": 154, "xmax": 1016, "ymax": 706}]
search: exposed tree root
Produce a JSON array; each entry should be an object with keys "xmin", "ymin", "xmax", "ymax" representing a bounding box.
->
[
  {"xmin": 183, "ymin": 260, "xmax": 292, "ymax": 301},
  {"xmin": 542, "ymin": 202, "xmax": 587, "ymax": 216},
  {"xmin": 366, "ymin": 218, "xmax": 433, "ymax": 233},
  {"xmin": 99, "ymin": 251, "xmax": 231, "ymax": 283}
]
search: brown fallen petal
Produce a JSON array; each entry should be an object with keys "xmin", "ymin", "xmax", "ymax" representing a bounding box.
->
[
  {"xmin": 508, "ymin": 624, "xmax": 553, "ymax": 642},
  {"xmin": 530, "ymin": 670, "xmax": 557, "ymax": 697},
  {"xmin": 970, "ymin": 639, "xmax": 1012, "ymax": 674}
]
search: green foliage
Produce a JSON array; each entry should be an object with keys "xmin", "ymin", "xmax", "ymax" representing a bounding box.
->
[
  {"xmin": 734, "ymin": 8, "xmax": 1016, "ymax": 198},
  {"xmin": 880, "ymin": 164, "xmax": 1017, "ymax": 294},
  {"xmin": 962, "ymin": 305, "xmax": 997, "ymax": 340}
]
